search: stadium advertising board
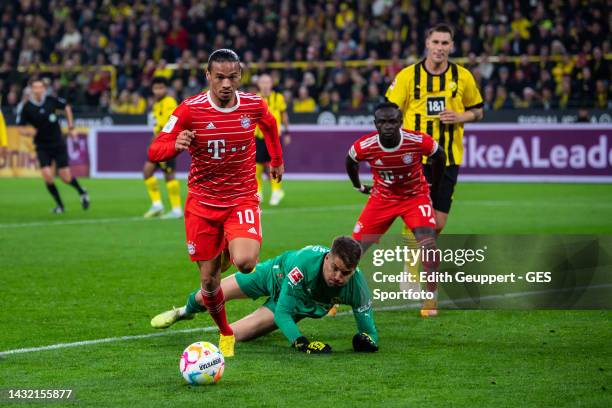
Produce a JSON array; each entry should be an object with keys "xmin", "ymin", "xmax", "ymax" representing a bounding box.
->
[
  {"xmin": 0, "ymin": 127, "xmax": 90, "ymax": 178},
  {"xmin": 0, "ymin": 127, "xmax": 39, "ymax": 177},
  {"xmin": 294, "ymin": 109, "xmax": 612, "ymax": 126},
  {"xmin": 90, "ymin": 124, "xmax": 611, "ymax": 182}
]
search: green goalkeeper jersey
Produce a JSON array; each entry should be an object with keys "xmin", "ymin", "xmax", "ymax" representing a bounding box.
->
[{"xmin": 245, "ymin": 245, "xmax": 377, "ymax": 344}]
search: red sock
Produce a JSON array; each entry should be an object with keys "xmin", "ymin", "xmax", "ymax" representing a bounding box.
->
[{"xmin": 200, "ymin": 287, "xmax": 233, "ymax": 336}]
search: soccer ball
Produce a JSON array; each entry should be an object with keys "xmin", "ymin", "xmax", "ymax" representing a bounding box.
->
[{"xmin": 179, "ymin": 341, "xmax": 225, "ymax": 385}]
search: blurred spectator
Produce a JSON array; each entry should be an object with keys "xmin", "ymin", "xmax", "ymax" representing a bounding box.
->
[
  {"xmin": 128, "ymin": 92, "xmax": 146, "ymax": 114},
  {"xmin": 557, "ymin": 75, "xmax": 579, "ymax": 109},
  {"xmin": 539, "ymin": 87, "xmax": 557, "ymax": 110},
  {"xmin": 482, "ymin": 84, "xmax": 495, "ymax": 111},
  {"xmin": 111, "ymin": 90, "xmax": 131, "ymax": 114},
  {"xmin": 293, "ymin": 86, "xmax": 317, "ymax": 113},
  {"xmin": 576, "ymin": 107, "xmax": 590, "ymax": 123},
  {"xmin": 493, "ymin": 86, "xmax": 513, "ymax": 110},
  {"xmin": 364, "ymin": 83, "xmax": 384, "ymax": 112},
  {"xmin": 0, "ymin": 0, "xmax": 608, "ymax": 113},
  {"xmin": 594, "ymin": 80, "xmax": 610, "ymax": 109},
  {"xmin": 515, "ymin": 87, "xmax": 538, "ymax": 109}
]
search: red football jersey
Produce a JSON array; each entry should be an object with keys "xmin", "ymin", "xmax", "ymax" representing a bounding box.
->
[
  {"xmin": 349, "ymin": 129, "xmax": 438, "ymax": 200},
  {"xmin": 149, "ymin": 90, "xmax": 283, "ymax": 207}
]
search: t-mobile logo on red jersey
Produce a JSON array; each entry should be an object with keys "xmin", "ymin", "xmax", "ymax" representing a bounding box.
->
[{"xmin": 207, "ymin": 139, "xmax": 226, "ymax": 159}]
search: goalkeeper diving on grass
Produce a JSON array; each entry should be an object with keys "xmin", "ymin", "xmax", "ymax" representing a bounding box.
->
[{"xmin": 151, "ymin": 236, "xmax": 378, "ymax": 354}]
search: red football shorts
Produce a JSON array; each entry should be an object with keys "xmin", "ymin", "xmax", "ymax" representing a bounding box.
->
[
  {"xmin": 352, "ymin": 194, "xmax": 436, "ymax": 243},
  {"xmin": 184, "ymin": 196, "xmax": 262, "ymax": 261}
]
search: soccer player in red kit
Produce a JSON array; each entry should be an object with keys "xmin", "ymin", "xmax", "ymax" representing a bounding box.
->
[
  {"xmin": 346, "ymin": 102, "xmax": 445, "ymax": 317},
  {"xmin": 148, "ymin": 49, "xmax": 284, "ymax": 356}
]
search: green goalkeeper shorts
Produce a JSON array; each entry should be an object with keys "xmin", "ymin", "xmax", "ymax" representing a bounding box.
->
[{"xmin": 234, "ymin": 258, "xmax": 281, "ymax": 312}]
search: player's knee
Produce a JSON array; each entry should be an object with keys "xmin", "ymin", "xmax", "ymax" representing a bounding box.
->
[
  {"xmin": 199, "ymin": 275, "xmax": 220, "ymax": 291},
  {"xmin": 435, "ymin": 212, "xmax": 448, "ymax": 232},
  {"xmin": 232, "ymin": 255, "xmax": 257, "ymax": 273}
]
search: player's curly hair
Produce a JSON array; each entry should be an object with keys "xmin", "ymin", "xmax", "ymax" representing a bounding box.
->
[
  {"xmin": 331, "ymin": 236, "xmax": 362, "ymax": 270},
  {"xmin": 207, "ymin": 48, "xmax": 241, "ymax": 71}
]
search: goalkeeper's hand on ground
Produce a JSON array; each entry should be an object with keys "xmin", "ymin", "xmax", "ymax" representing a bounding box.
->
[
  {"xmin": 352, "ymin": 333, "xmax": 378, "ymax": 352},
  {"xmin": 292, "ymin": 336, "xmax": 332, "ymax": 354}
]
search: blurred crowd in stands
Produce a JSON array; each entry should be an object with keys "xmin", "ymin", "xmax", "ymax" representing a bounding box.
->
[{"xmin": 0, "ymin": 0, "xmax": 609, "ymax": 114}]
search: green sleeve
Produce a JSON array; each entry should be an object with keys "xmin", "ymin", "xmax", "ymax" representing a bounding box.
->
[
  {"xmin": 353, "ymin": 306, "xmax": 378, "ymax": 344},
  {"xmin": 273, "ymin": 281, "xmax": 304, "ymax": 344},
  {"xmin": 348, "ymin": 271, "xmax": 378, "ymax": 343}
]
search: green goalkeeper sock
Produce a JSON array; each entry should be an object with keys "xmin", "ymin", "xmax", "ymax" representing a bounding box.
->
[{"xmin": 185, "ymin": 290, "xmax": 207, "ymax": 314}]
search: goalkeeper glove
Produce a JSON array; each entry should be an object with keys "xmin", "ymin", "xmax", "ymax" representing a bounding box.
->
[
  {"xmin": 292, "ymin": 336, "xmax": 332, "ymax": 354},
  {"xmin": 352, "ymin": 333, "xmax": 378, "ymax": 352}
]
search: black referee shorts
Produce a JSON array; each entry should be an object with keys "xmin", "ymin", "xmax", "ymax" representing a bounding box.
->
[
  {"xmin": 423, "ymin": 164, "xmax": 459, "ymax": 214},
  {"xmin": 36, "ymin": 143, "xmax": 69, "ymax": 168},
  {"xmin": 255, "ymin": 137, "xmax": 271, "ymax": 164}
]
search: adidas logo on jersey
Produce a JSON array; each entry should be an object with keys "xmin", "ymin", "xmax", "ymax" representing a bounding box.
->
[
  {"xmin": 248, "ymin": 227, "xmax": 258, "ymax": 235},
  {"xmin": 374, "ymin": 159, "xmax": 383, "ymax": 165},
  {"xmin": 206, "ymin": 122, "xmax": 216, "ymax": 129}
]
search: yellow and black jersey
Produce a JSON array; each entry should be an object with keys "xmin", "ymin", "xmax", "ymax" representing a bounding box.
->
[
  {"xmin": 386, "ymin": 60, "xmax": 483, "ymax": 166},
  {"xmin": 152, "ymin": 95, "xmax": 178, "ymax": 136},
  {"xmin": 254, "ymin": 91, "xmax": 286, "ymax": 139},
  {"xmin": 0, "ymin": 110, "xmax": 7, "ymax": 147}
]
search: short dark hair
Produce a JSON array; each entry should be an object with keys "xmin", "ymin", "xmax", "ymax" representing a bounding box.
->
[
  {"xmin": 151, "ymin": 77, "xmax": 169, "ymax": 87},
  {"xmin": 330, "ymin": 236, "xmax": 362, "ymax": 270},
  {"xmin": 375, "ymin": 101, "xmax": 400, "ymax": 113},
  {"xmin": 427, "ymin": 23, "xmax": 455, "ymax": 40},
  {"xmin": 207, "ymin": 48, "xmax": 241, "ymax": 71},
  {"xmin": 374, "ymin": 101, "xmax": 402, "ymax": 120}
]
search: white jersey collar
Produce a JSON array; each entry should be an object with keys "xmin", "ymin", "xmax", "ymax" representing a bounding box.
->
[
  {"xmin": 377, "ymin": 130, "xmax": 404, "ymax": 152},
  {"xmin": 207, "ymin": 90, "xmax": 240, "ymax": 113}
]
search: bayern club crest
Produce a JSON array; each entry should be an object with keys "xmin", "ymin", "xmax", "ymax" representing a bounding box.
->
[
  {"xmin": 187, "ymin": 241, "xmax": 196, "ymax": 255},
  {"xmin": 240, "ymin": 115, "xmax": 251, "ymax": 129},
  {"xmin": 402, "ymin": 154, "xmax": 413, "ymax": 164}
]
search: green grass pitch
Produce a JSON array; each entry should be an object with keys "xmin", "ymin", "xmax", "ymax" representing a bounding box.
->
[{"xmin": 0, "ymin": 178, "xmax": 610, "ymax": 407}]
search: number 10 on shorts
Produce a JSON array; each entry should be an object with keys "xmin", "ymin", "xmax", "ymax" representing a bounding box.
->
[{"xmin": 237, "ymin": 209, "xmax": 255, "ymax": 224}]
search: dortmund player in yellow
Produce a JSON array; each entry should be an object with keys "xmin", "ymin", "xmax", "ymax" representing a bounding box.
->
[
  {"xmin": 0, "ymin": 106, "xmax": 7, "ymax": 149},
  {"xmin": 143, "ymin": 77, "xmax": 182, "ymax": 218},
  {"xmin": 254, "ymin": 73, "xmax": 289, "ymax": 206},
  {"xmin": 386, "ymin": 24, "xmax": 483, "ymax": 317}
]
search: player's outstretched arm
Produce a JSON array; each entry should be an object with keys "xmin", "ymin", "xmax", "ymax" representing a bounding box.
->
[
  {"xmin": 345, "ymin": 154, "xmax": 370, "ymax": 194},
  {"xmin": 63, "ymin": 105, "xmax": 77, "ymax": 139},
  {"xmin": 274, "ymin": 282, "xmax": 332, "ymax": 354},
  {"xmin": 429, "ymin": 146, "xmax": 446, "ymax": 201},
  {"xmin": 349, "ymin": 272, "xmax": 378, "ymax": 352}
]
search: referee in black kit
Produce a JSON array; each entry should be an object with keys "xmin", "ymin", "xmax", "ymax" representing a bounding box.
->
[{"xmin": 17, "ymin": 79, "xmax": 89, "ymax": 213}]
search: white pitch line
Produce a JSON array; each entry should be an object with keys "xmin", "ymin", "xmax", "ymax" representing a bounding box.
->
[
  {"xmin": 2, "ymin": 199, "xmax": 611, "ymax": 230},
  {"xmin": 1, "ymin": 284, "xmax": 610, "ymax": 357},
  {"xmin": 0, "ymin": 205, "xmax": 363, "ymax": 230},
  {"xmin": 459, "ymin": 200, "xmax": 612, "ymax": 209},
  {"xmin": 0, "ymin": 327, "xmax": 217, "ymax": 357}
]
